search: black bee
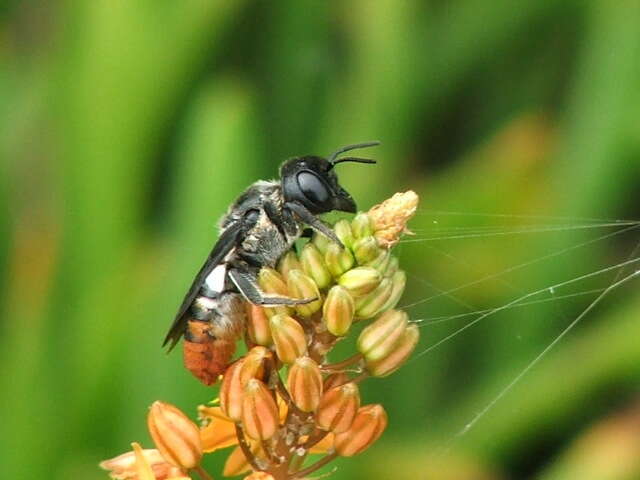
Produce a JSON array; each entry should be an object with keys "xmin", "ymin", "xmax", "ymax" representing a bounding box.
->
[{"xmin": 163, "ymin": 141, "xmax": 379, "ymax": 384}]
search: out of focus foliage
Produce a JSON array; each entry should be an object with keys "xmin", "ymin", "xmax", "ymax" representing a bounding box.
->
[{"xmin": 1, "ymin": 1, "xmax": 640, "ymax": 479}]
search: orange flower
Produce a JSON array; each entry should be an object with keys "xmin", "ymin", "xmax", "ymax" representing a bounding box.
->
[{"xmin": 99, "ymin": 443, "xmax": 187, "ymax": 480}]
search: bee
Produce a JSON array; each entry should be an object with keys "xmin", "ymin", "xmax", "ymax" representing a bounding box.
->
[{"xmin": 164, "ymin": 141, "xmax": 379, "ymax": 384}]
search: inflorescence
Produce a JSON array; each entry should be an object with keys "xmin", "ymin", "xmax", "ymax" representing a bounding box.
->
[{"xmin": 101, "ymin": 191, "xmax": 419, "ymax": 480}]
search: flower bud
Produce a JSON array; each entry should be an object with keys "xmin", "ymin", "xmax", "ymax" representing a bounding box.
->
[
  {"xmin": 334, "ymin": 219, "xmax": 354, "ymax": 249},
  {"xmin": 220, "ymin": 359, "xmax": 245, "ymax": 421},
  {"xmin": 334, "ymin": 404, "xmax": 388, "ymax": 457},
  {"xmin": 316, "ymin": 382, "xmax": 361, "ymax": 433},
  {"xmin": 147, "ymin": 401, "xmax": 203, "ymax": 469},
  {"xmin": 246, "ymin": 304, "xmax": 272, "ymax": 346},
  {"xmin": 366, "ymin": 324, "xmax": 419, "ymax": 377},
  {"xmin": 269, "ymin": 313, "xmax": 308, "ymax": 364},
  {"xmin": 354, "ymin": 277, "xmax": 393, "ymax": 320},
  {"xmin": 338, "ymin": 267, "xmax": 381, "ymax": 296},
  {"xmin": 287, "ymin": 357, "xmax": 323, "ymax": 412},
  {"xmin": 241, "ymin": 379, "xmax": 279, "ymax": 440},
  {"xmin": 383, "ymin": 255, "xmax": 399, "ymax": 278},
  {"xmin": 323, "ymin": 372, "xmax": 350, "ymax": 390},
  {"xmin": 240, "ymin": 346, "xmax": 273, "ymax": 384},
  {"xmin": 244, "ymin": 473, "xmax": 275, "ymax": 480},
  {"xmin": 312, "ymin": 231, "xmax": 331, "ymax": 254},
  {"xmin": 324, "ymin": 243, "xmax": 355, "ymax": 277},
  {"xmin": 357, "ymin": 309, "xmax": 408, "ymax": 362},
  {"xmin": 379, "ymin": 270, "xmax": 406, "ymax": 312},
  {"xmin": 277, "ymin": 250, "xmax": 302, "ymax": 279},
  {"xmin": 300, "ymin": 243, "xmax": 332, "ymax": 289},
  {"xmin": 258, "ymin": 267, "xmax": 291, "ymax": 317},
  {"xmin": 351, "ymin": 212, "xmax": 374, "ymax": 239},
  {"xmin": 322, "ymin": 285, "xmax": 355, "ymax": 336},
  {"xmin": 353, "ymin": 236, "xmax": 380, "ymax": 264},
  {"xmin": 100, "ymin": 445, "xmax": 185, "ymax": 480},
  {"xmin": 367, "ymin": 190, "xmax": 418, "ymax": 248},
  {"xmin": 286, "ymin": 269, "xmax": 322, "ymax": 317},
  {"xmin": 366, "ymin": 249, "xmax": 391, "ymax": 274}
]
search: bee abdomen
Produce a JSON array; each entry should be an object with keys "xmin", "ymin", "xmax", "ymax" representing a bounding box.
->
[{"xmin": 183, "ymin": 332, "xmax": 236, "ymax": 385}]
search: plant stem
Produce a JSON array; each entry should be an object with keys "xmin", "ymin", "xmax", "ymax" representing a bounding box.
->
[
  {"xmin": 235, "ymin": 423, "xmax": 262, "ymax": 472},
  {"xmin": 320, "ymin": 353, "xmax": 363, "ymax": 372},
  {"xmin": 291, "ymin": 452, "xmax": 338, "ymax": 479},
  {"xmin": 192, "ymin": 465, "xmax": 215, "ymax": 480}
]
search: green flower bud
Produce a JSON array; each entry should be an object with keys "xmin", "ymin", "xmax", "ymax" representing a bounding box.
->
[
  {"xmin": 366, "ymin": 324, "xmax": 419, "ymax": 377},
  {"xmin": 312, "ymin": 232, "xmax": 331, "ymax": 254},
  {"xmin": 286, "ymin": 269, "xmax": 322, "ymax": 317},
  {"xmin": 258, "ymin": 267, "xmax": 291, "ymax": 318},
  {"xmin": 357, "ymin": 309, "xmax": 408, "ymax": 362},
  {"xmin": 355, "ymin": 277, "xmax": 393, "ymax": 319},
  {"xmin": 383, "ymin": 255, "xmax": 399, "ymax": 278},
  {"xmin": 277, "ymin": 250, "xmax": 302, "ymax": 279},
  {"xmin": 338, "ymin": 267, "xmax": 382, "ymax": 297},
  {"xmin": 365, "ymin": 249, "xmax": 391, "ymax": 274},
  {"xmin": 351, "ymin": 212, "xmax": 374, "ymax": 239},
  {"xmin": 300, "ymin": 243, "xmax": 332, "ymax": 289},
  {"xmin": 353, "ymin": 236, "xmax": 380, "ymax": 265},
  {"xmin": 379, "ymin": 270, "xmax": 406, "ymax": 312},
  {"xmin": 323, "ymin": 285, "xmax": 355, "ymax": 336},
  {"xmin": 325, "ymin": 243, "xmax": 355, "ymax": 277},
  {"xmin": 334, "ymin": 219, "xmax": 354, "ymax": 249}
]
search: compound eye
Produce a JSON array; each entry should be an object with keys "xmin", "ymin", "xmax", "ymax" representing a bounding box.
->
[{"xmin": 297, "ymin": 171, "xmax": 330, "ymax": 206}]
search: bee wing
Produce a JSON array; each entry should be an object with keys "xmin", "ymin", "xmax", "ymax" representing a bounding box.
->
[{"xmin": 163, "ymin": 221, "xmax": 242, "ymax": 351}]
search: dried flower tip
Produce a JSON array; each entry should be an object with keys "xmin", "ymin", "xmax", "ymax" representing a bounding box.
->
[
  {"xmin": 316, "ymin": 382, "xmax": 361, "ymax": 433},
  {"xmin": 269, "ymin": 313, "xmax": 308, "ymax": 364},
  {"xmin": 323, "ymin": 372, "xmax": 350, "ymax": 390},
  {"xmin": 334, "ymin": 404, "xmax": 388, "ymax": 456},
  {"xmin": 100, "ymin": 446, "xmax": 185, "ymax": 480},
  {"xmin": 220, "ymin": 359, "xmax": 246, "ymax": 421},
  {"xmin": 334, "ymin": 219, "xmax": 355, "ymax": 249},
  {"xmin": 200, "ymin": 414, "xmax": 238, "ymax": 453},
  {"xmin": 324, "ymin": 243, "xmax": 355, "ymax": 277},
  {"xmin": 287, "ymin": 356, "xmax": 323, "ymax": 412},
  {"xmin": 379, "ymin": 270, "xmax": 406, "ymax": 312},
  {"xmin": 300, "ymin": 243, "xmax": 332, "ymax": 289},
  {"xmin": 367, "ymin": 190, "xmax": 418, "ymax": 248},
  {"xmin": 357, "ymin": 309, "xmax": 408, "ymax": 362},
  {"xmin": 351, "ymin": 212, "xmax": 374, "ymax": 239},
  {"xmin": 286, "ymin": 269, "xmax": 322, "ymax": 317},
  {"xmin": 367, "ymin": 324, "xmax": 419, "ymax": 377},
  {"xmin": 277, "ymin": 250, "xmax": 302, "ymax": 279},
  {"xmin": 355, "ymin": 277, "xmax": 393, "ymax": 320},
  {"xmin": 147, "ymin": 401, "xmax": 203, "ymax": 470},
  {"xmin": 353, "ymin": 236, "xmax": 381, "ymax": 264},
  {"xmin": 240, "ymin": 346, "xmax": 273, "ymax": 384},
  {"xmin": 323, "ymin": 285, "xmax": 355, "ymax": 336},
  {"xmin": 244, "ymin": 473, "xmax": 275, "ymax": 480},
  {"xmin": 338, "ymin": 267, "xmax": 381, "ymax": 296},
  {"xmin": 241, "ymin": 379, "xmax": 279, "ymax": 440},
  {"xmin": 312, "ymin": 231, "xmax": 331, "ymax": 254},
  {"xmin": 246, "ymin": 304, "xmax": 272, "ymax": 346}
]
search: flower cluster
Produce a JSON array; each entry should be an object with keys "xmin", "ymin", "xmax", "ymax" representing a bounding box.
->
[{"xmin": 101, "ymin": 191, "xmax": 419, "ymax": 480}]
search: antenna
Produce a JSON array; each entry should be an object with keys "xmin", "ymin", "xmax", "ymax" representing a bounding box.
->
[{"xmin": 328, "ymin": 141, "xmax": 381, "ymax": 164}]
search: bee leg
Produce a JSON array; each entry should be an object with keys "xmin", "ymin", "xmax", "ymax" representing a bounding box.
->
[
  {"xmin": 284, "ymin": 201, "xmax": 343, "ymax": 247},
  {"xmin": 228, "ymin": 268, "xmax": 317, "ymax": 306}
]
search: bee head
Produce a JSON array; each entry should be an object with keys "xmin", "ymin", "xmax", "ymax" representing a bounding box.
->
[{"xmin": 280, "ymin": 141, "xmax": 379, "ymax": 214}]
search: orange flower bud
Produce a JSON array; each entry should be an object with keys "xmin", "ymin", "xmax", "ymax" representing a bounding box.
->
[
  {"xmin": 366, "ymin": 324, "xmax": 419, "ymax": 377},
  {"xmin": 353, "ymin": 236, "xmax": 380, "ymax": 264},
  {"xmin": 323, "ymin": 372, "xmax": 350, "ymax": 390},
  {"xmin": 287, "ymin": 357, "xmax": 323, "ymax": 412},
  {"xmin": 246, "ymin": 304, "xmax": 272, "ymax": 346},
  {"xmin": 147, "ymin": 401, "xmax": 203, "ymax": 470},
  {"xmin": 322, "ymin": 285, "xmax": 355, "ymax": 336},
  {"xmin": 240, "ymin": 346, "xmax": 273, "ymax": 384},
  {"xmin": 316, "ymin": 382, "xmax": 361, "ymax": 433},
  {"xmin": 286, "ymin": 269, "xmax": 322, "ymax": 317},
  {"xmin": 269, "ymin": 313, "xmax": 308, "ymax": 364},
  {"xmin": 220, "ymin": 359, "xmax": 245, "ymax": 421},
  {"xmin": 334, "ymin": 219, "xmax": 355, "ymax": 249},
  {"xmin": 338, "ymin": 267, "xmax": 381, "ymax": 296},
  {"xmin": 354, "ymin": 277, "xmax": 393, "ymax": 319},
  {"xmin": 324, "ymin": 243, "xmax": 355, "ymax": 277},
  {"xmin": 351, "ymin": 212, "xmax": 374, "ymax": 239},
  {"xmin": 357, "ymin": 309, "xmax": 408, "ymax": 362},
  {"xmin": 309, "ymin": 432, "xmax": 335, "ymax": 454},
  {"xmin": 244, "ymin": 473, "xmax": 275, "ymax": 480},
  {"xmin": 241, "ymin": 379, "xmax": 279, "ymax": 440},
  {"xmin": 334, "ymin": 404, "xmax": 388, "ymax": 457},
  {"xmin": 300, "ymin": 243, "xmax": 332, "ymax": 289},
  {"xmin": 277, "ymin": 250, "xmax": 302, "ymax": 279}
]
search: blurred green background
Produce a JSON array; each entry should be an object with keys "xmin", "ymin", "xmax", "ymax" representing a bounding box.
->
[{"xmin": 2, "ymin": 1, "xmax": 640, "ymax": 479}]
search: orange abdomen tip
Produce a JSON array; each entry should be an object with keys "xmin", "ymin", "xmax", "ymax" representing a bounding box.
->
[{"xmin": 183, "ymin": 338, "xmax": 236, "ymax": 386}]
